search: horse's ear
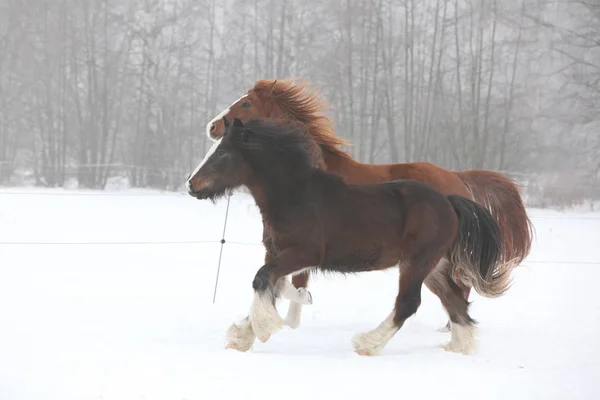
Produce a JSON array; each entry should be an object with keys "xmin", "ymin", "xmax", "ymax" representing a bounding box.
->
[{"xmin": 233, "ymin": 118, "xmax": 243, "ymax": 128}]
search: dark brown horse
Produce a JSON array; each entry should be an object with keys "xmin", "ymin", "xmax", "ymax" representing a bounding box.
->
[
  {"xmin": 206, "ymin": 78, "xmax": 533, "ymax": 334},
  {"xmin": 187, "ymin": 118, "xmax": 509, "ymax": 356}
]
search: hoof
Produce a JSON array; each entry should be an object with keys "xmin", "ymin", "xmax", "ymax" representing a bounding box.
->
[
  {"xmin": 257, "ymin": 333, "xmax": 271, "ymax": 343},
  {"xmin": 440, "ymin": 341, "xmax": 475, "ymax": 355},
  {"xmin": 249, "ymin": 292, "xmax": 284, "ymax": 344},
  {"xmin": 250, "ymin": 313, "xmax": 283, "ymax": 343},
  {"xmin": 440, "ymin": 324, "xmax": 478, "ymax": 355},
  {"xmin": 225, "ymin": 342, "xmax": 248, "ymax": 352},
  {"xmin": 354, "ymin": 348, "xmax": 374, "ymax": 356},
  {"xmin": 225, "ymin": 320, "xmax": 255, "ymax": 352},
  {"xmin": 351, "ymin": 333, "xmax": 383, "ymax": 356},
  {"xmin": 297, "ymin": 288, "xmax": 313, "ymax": 305}
]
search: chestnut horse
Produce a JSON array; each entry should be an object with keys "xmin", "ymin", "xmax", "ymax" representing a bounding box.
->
[
  {"xmin": 187, "ymin": 118, "xmax": 508, "ymax": 355},
  {"xmin": 206, "ymin": 78, "xmax": 533, "ymax": 334}
]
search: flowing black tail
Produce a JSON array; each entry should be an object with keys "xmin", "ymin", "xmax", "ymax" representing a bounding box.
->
[{"xmin": 447, "ymin": 195, "xmax": 511, "ymax": 298}]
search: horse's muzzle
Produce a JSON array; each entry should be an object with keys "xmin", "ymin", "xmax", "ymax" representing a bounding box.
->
[{"xmin": 188, "ymin": 189, "xmax": 207, "ymax": 199}]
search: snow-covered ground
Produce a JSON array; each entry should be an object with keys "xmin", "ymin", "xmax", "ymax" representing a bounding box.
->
[{"xmin": 0, "ymin": 187, "xmax": 599, "ymax": 400}]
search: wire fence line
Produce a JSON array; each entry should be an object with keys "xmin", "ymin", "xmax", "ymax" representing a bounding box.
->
[
  {"xmin": 0, "ymin": 240, "xmax": 598, "ymax": 265},
  {"xmin": 1, "ymin": 190, "xmax": 599, "ymax": 220},
  {"xmin": 0, "ymin": 190, "xmax": 189, "ymax": 197},
  {"xmin": 0, "ymin": 239, "xmax": 262, "ymax": 246},
  {"xmin": 1, "ymin": 189, "xmax": 599, "ymax": 267},
  {"xmin": 0, "ymin": 240, "xmax": 222, "ymax": 245}
]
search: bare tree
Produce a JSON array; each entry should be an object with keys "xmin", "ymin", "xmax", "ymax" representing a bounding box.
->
[{"xmin": 0, "ymin": 0, "xmax": 597, "ymax": 206}]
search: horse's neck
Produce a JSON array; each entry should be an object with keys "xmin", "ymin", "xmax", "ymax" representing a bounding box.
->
[
  {"xmin": 246, "ymin": 173, "xmax": 314, "ymax": 220},
  {"xmin": 322, "ymin": 148, "xmax": 390, "ymax": 184}
]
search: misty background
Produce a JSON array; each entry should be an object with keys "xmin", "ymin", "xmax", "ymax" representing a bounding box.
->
[{"xmin": 0, "ymin": 0, "xmax": 598, "ymax": 208}]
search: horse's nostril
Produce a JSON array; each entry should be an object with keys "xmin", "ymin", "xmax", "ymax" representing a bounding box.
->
[{"xmin": 210, "ymin": 123, "xmax": 216, "ymax": 132}]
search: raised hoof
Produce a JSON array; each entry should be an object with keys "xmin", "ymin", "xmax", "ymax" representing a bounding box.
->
[
  {"xmin": 257, "ymin": 333, "xmax": 271, "ymax": 343},
  {"xmin": 298, "ymin": 288, "xmax": 313, "ymax": 305},
  {"xmin": 250, "ymin": 315, "xmax": 283, "ymax": 344},
  {"xmin": 249, "ymin": 292, "xmax": 284, "ymax": 344}
]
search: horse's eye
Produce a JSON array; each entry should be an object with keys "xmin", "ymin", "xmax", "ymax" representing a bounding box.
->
[{"xmin": 241, "ymin": 102, "xmax": 251, "ymax": 108}]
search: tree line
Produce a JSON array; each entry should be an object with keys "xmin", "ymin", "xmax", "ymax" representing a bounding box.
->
[{"xmin": 0, "ymin": 0, "xmax": 598, "ymax": 207}]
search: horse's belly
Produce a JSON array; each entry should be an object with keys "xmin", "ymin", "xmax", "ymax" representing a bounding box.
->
[{"xmin": 321, "ymin": 247, "xmax": 399, "ymax": 273}]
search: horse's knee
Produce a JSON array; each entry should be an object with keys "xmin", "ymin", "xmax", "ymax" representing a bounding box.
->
[{"xmin": 252, "ymin": 266, "xmax": 272, "ymax": 292}]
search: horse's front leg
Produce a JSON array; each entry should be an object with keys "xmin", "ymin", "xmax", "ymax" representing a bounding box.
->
[
  {"xmin": 250, "ymin": 247, "xmax": 314, "ymax": 343},
  {"xmin": 225, "ymin": 276, "xmax": 313, "ymax": 351},
  {"xmin": 284, "ymin": 272, "xmax": 311, "ymax": 329},
  {"xmin": 224, "ymin": 244, "xmax": 273, "ymax": 353},
  {"xmin": 276, "ymin": 277, "xmax": 313, "ymax": 305}
]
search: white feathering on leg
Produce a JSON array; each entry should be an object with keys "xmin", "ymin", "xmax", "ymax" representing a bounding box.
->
[
  {"xmin": 442, "ymin": 323, "xmax": 478, "ymax": 355},
  {"xmin": 352, "ymin": 312, "xmax": 399, "ymax": 356},
  {"xmin": 249, "ymin": 292, "xmax": 283, "ymax": 343},
  {"xmin": 284, "ymin": 302, "xmax": 303, "ymax": 329},
  {"xmin": 278, "ymin": 275, "xmax": 312, "ymax": 329},
  {"xmin": 225, "ymin": 318, "xmax": 256, "ymax": 352},
  {"xmin": 279, "ymin": 278, "xmax": 313, "ymax": 305}
]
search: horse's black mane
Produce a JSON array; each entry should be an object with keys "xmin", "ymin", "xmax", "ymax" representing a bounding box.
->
[{"xmin": 228, "ymin": 119, "xmax": 320, "ymax": 172}]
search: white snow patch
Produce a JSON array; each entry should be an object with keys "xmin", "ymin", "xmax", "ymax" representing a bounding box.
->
[{"xmin": 0, "ymin": 188, "xmax": 599, "ymax": 399}]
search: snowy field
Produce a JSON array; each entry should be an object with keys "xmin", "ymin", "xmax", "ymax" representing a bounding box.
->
[{"xmin": 0, "ymin": 187, "xmax": 599, "ymax": 400}]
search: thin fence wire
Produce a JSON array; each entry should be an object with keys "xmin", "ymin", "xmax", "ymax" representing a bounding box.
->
[
  {"xmin": 1, "ymin": 190, "xmax": 599, "ymax": 266},
  {"xmin": 0, "ymin": 240, "xmax": 228, "ymax": 245},
  {"xmin": 1, "ymin": 188, "xmax": 600, "ymax": 217},
  {"xmin": 0, "ymin": 190, "xmax": 188, "ymax": 197},
  {"xmin": 0, "ymin": 241, "xmax": 597, "ymax": 265}
]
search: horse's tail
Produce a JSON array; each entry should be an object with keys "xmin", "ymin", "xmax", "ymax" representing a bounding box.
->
[
  {"xmin": 455, "ymin": 170, "xmax": 534, "ymax": 270},
  {"xmin": 446, "ymin": 195, "xmax": 511, "ymax": 298}
]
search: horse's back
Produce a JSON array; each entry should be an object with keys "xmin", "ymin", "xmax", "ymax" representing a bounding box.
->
[
  {"xmin": 386, "ymin": 162, "xmax": 472, "ymax": 199},
  {"xmin": 353, "ymin": 177, "xmax": 452, "ymax": 207}
]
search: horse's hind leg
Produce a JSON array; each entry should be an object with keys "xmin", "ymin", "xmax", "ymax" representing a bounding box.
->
[
  {"xmin": 352, "ymin": 261, "xmax": 434, "ymax": 356},
  {"xmin": 284, "ymin": 271, "xmax": 311, "ymax": 329},
  {"xmin": 437, "ymin": 266, "xmax": 472, "ymax": 333},
  {"xmin": 425, "ymin": 259, "xmax": 477, "ymax": 355}
]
